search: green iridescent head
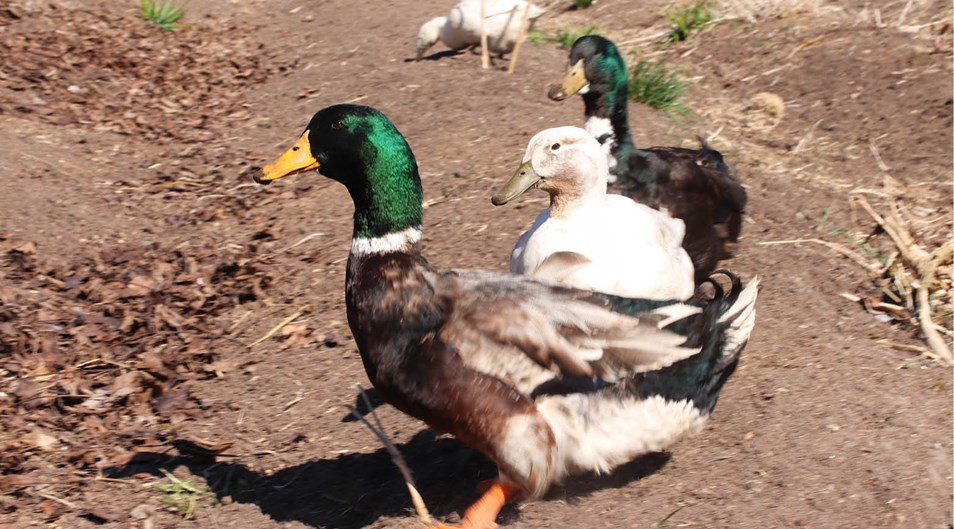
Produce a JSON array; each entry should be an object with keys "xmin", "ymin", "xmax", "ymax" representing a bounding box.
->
[
  {"xmin": 257, "ymin": 105, "xmax": 424, "ymax": 238},
  {"xmin": 548, "ymin": 35, "xmax": 628, "ymax": 103}
]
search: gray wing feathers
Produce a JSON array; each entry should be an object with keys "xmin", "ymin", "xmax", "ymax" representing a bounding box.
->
[{"xmin": 440, "ymin": 269, "xmax": 702, "ymax": 384}]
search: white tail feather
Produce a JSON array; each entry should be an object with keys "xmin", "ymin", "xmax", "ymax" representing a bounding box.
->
[{"xmin": 719, "ymin": 277, "xmax": 759, "ymax": 367}]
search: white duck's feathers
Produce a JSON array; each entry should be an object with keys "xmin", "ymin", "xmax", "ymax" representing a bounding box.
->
[
  {"xmin": 505, "ymin": 127, "xmax": 695, "ymax": 300},
  {"xmin": 416, "ymin": 0, "xmax": 545, "ymax": 58}
]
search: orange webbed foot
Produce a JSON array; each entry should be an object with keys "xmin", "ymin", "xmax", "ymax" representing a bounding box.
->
[{"xmin": 432, "ymin": 480, "xmax": 521, "ymax": 529}]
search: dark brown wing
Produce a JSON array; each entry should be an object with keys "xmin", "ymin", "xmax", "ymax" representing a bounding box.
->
[{"xmin": 615, "ymin": 144, "xmax": 746, "ymax": 281}]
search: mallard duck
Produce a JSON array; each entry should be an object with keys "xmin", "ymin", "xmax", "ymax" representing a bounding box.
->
[
  {"xmin": 492, "ymin": 126, "xmax": 695, "ymax": 300},
  {"xmin": 256, "ymin": 104, "xmax": 758, "ymax": 529},
  {"xmin": 416, "ymin": 0, "xmax": 545, "ymax": 60},
  {"xmin": 548, "ymin": 35, "xmax": 747, "ymax": 283}
]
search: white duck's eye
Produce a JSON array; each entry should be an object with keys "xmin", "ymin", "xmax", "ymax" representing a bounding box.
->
[{"xmin": 550, "ymin": 143, "xmax": 561, "ymax": 151}]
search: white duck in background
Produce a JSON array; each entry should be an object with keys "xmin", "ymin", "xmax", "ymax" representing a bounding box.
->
[
  {"xmin": 416, "ymin": 0, "xmax": 544, "ymax": 60},
  {"xmin": 492, "ymin": 126, "xmax": 696, "ymax": 301}
]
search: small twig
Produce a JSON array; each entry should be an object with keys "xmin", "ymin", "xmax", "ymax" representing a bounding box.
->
[
  {"xmin": 896, "ymin": 0, "xmax": 914, "ymax": 27},
  {"xmin": 915, "ymin": 285, "xmax": 952, "ymax": 364},
  {"xmin": 787, "ymin": 33, "xmax": 827, "ymax": 59},
  {"xmin": 854, "ymin": 195, "xmax": 953, "ymax": 364},
  {"xmin": 758, "ymin": 238, "xmax": 879, "ymax": 272},
  {"xmin": 248, "ymin": 306, "xmax": 308, "ymax": 347},
  {"xmin": 878, "ymin": 340, "xmax": 946, "ymax": 364},
  {"xmin": 869, "ymin": 138, "xmax": 891, "ymax": 172},
  {"xmin": 279, "ymin": 232, "xmax": 324, "ymax": 254},
  {"xmin": 346, "ymin": 385, "xmax": 432, "ymax": 523},
  {"xmin": 704, "ymin": 124, "xmax": 725, "ymax": 144},
  {"xmin": 227, "ymin": 310, "xmax": 252, "ymax": 334},
  {"xmin": 792, "ymin": 120, "xmax": 823, "ymax": 154},
  {"xmin": 855, "ymin": 196, "xmax": 930, "ymax": 272},
  {"xmin": 281, "ymin": 390, "xmax": 306, "ymax": 412},
  {"xmin": 73, "ymin": 357, "xmax": 136, "ymax": 369},
  {"xmin": 28, "ymin": 490, "xmax": 80, "ymax": 510},
  {"xmin": 654, "ymin": 505, "xmax": 685, "ymax": 528}
]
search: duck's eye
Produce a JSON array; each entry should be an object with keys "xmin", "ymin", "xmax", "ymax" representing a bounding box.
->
[
  {"xmin": 291, "ymin": 146, "xmax": 300, "ymax": 152},
  {"xmin": 330, "ymin": 121, "xmax": 344, "ymax": 130},
  {"xmin": 550, "ymin": 143, "xmax": 561, "ymax": 151}
]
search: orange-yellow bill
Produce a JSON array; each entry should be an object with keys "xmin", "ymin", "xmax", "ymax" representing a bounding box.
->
[
  {"xmin": 255, "ymin": 131, "xmax": 320, "ymax": 184},
  {"xmin": 547, "ymin": 59, "xmax": 587, "ymax": 101}
]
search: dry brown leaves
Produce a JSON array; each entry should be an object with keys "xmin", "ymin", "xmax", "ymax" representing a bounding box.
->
[
  {"xmin": 0, "ymin": 232, "xmax": 271, "ymax": 494},
  {"xmin": 0, "ymin": 2, "xmax": 282, "ymax": 142}
]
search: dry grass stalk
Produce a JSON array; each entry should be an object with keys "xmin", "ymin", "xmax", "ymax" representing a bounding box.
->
[
  {"xmin": 792, "ymin": 120, "xmax": 823, "ymax": 154},
  {"xmin": 248, "ymin": 306, "xmax": 309, "ymax": 347},
  {"xmin": 346, "ymin": 385, "xmax": 432, "ymax": 523},
  {"xmin": 786, "ymin": 33, "xmax": 827, "ymax": 59},
  {"xmin": 758, "ymin": 238, "xmax": 880, "ymax": 272},
  {"xmin": 868, "ymin": 139, "xmax": 891, "ymax": 172},
  {"xmin": 853, "ymin": 195, "xmax": 953, "ymax": 364}
]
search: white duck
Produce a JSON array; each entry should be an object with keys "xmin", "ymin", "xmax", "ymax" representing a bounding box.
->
[
  {"xmin": 416, "ymin": 0, "xmax": 544, "ymax": 60},
  {"xmin": 492, "ymin": 126, "xmax": 696, "ymax": 300}
]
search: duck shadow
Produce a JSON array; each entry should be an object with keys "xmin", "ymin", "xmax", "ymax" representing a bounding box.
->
[
  {"xmin": 404, "ymin": 50, "xmax": 463, "ymax": 62},
  {"xmin": 106, "ymin": 428, "xmax": 669, "ymax": 528}
]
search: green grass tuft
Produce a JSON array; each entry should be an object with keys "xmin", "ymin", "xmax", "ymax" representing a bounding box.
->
[
  {"xmin": 628, "ymin": 58, "xmax": 691, "ymax": 118},
  {"xmin": 540, "ymin": 25, "xmax": 600, "ymax": 49},
  {"xmin": 154, "ymin": 468, "xmax": 218, "ymax": 519},
  {"xmin": 572, "ymin": 0, "xmax": 595, "ymax": 8},
  {"xmin": 140, "ymin": 0, "xmax": 188, "ymax": 31},
  {"xmin": 664, "ymin": 0, "xmax": 716, "ymax": 45}
]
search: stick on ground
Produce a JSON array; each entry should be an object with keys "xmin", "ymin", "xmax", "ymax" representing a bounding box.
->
[
  {"xmin": 248, "ymin": 306, "xmax": 308, "ymax": 347},
  {"xmin": 854, "ymin": 195, "xmax": 953, "ymax": 364},
  {"xmin": 347, "ymin": 385, "xmax": 432, "ymax": 523}
]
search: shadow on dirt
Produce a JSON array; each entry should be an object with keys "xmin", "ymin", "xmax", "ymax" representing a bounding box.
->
[
  {"xmin": 105, "ymin": 430, "xmax": 669, "ymax": 528},
  {"xmin": 404, "ymin": 50, "xmax": 464, "ymax": 62}
]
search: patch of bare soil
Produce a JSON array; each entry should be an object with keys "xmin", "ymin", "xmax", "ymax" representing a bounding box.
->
[{"xmin": 0, "ymin": 0, "xmax": 951, "ymax": 528}]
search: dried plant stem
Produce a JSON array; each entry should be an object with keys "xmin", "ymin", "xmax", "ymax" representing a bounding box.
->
[
  {"xmin": 28, "ymin": 490, "xmax": 79, "ymax": 510},
  {"xmin": 248, "ymin": 306, "xmax": 308, "ymax": 347},
  {"xmin": 347, "ymin": 385, "xmax": 432, "ymax": 523},
  {"xmin": 854, "ymin": 196, "xmax": 953, "ymax": 364},
  {"xmin": 758, "ymin": 238, "xmax": 879, "ymax": 272},
  {"xmin": 915, "ymin": 285, "xmax": 952, "ymax": 364},
  {"xmin": 787, "ymin": 33, "xmax": 827, "ymax": 59},
  {"xmin": 869, "ymin": 139, "xmax": 891, "ymax": 172}
]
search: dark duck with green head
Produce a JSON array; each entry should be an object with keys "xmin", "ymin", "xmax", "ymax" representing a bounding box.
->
[
  {"xmin": 549, "ymin": 35, "xmax": 747, "ymax": 284},
  {"xmin": 256, "ymin": 104, "xmax": 758, "ymax": 529}
]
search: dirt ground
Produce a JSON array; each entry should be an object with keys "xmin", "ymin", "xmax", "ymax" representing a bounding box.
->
[{"xmin": 1, "ymin": 0, "xmax": 952, "ymax": 527}]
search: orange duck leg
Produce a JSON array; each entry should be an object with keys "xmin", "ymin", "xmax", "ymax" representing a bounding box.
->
[{"xmin": 434, "ymin": 480, "xmax": 522, "ymax": 529}]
